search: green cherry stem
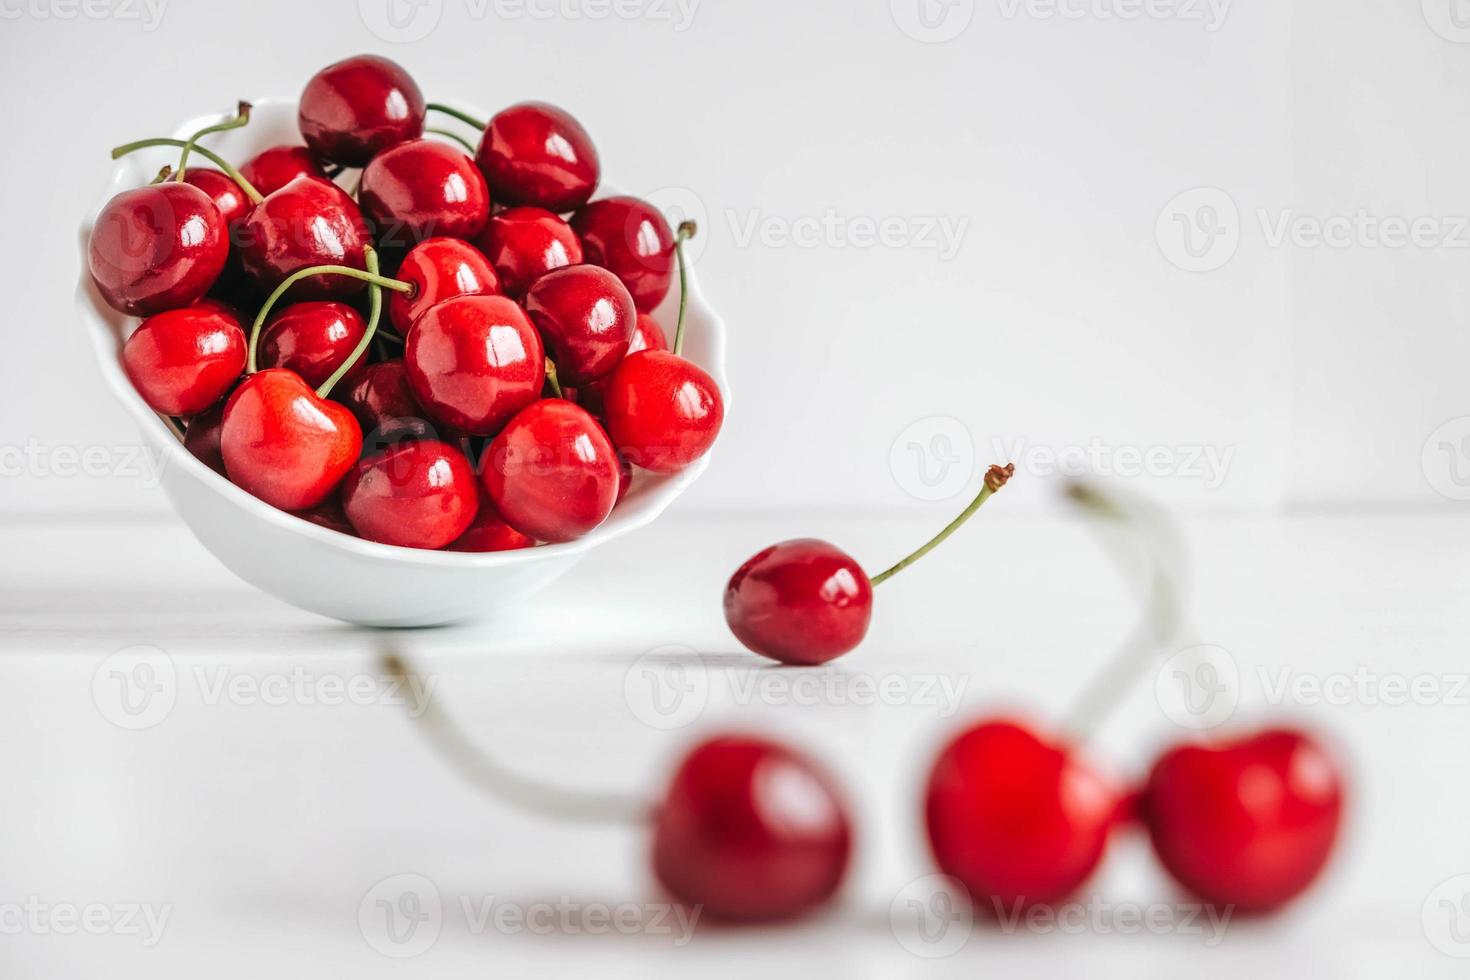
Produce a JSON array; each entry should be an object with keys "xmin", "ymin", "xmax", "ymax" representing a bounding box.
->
[
  {"xmin": 246, "ymin": 256, "xmax": 414, "ymax": 373},
  {"xmin": 112, "ymin": 138, "xmax": 264, "ymax": 204},
  {"xmin": 316, "ymin": 248, "xmax": 385, "ymax": 399},
  {"xmin": 868, "ymin": 463, "xmax": 1015, "ymax": 587},
  {"xmin": 426, "ymin": 127, "xmax": 476, "ymax": 153},
  {"xmin": 151, "ymin": 165, "xmax": 174, "ymax": 184},
  {"xmin": 426, "ymin": 103, "xmax": 487, "ymax": 132},
  {"xmin": 671, "ymin": 220, "xmax": 697, "ymax": 357},
  {"xmin": 175, "ymin": 101, "xmax": 251, "ymax": 179},
  {"xmin": 544, "ymin": 358, "xmax": 564, "ymax": 399}
]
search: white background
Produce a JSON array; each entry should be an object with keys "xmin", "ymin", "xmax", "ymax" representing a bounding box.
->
[{"xmin": 5, "ymin": 1, "xmax": 1470, "ymax": 977}]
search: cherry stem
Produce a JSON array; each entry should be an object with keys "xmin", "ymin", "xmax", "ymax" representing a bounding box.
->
[
  {"xmin": 868, "ymin": 463, "xmax": 1015, "ymax": 587},
  {"xmin": 1060, "ymin": 481, "xmax": 1193, "ymax": 744},
  {"xmin": 316, "ymin": 248, "xmax": 384, "ymax": 399},
  {"xmin": 426, "ymin": 102, "xmax": 487, "ymax": 132},
  {"xmin": 246, "ymin": 258, "xmax": 413, "ymax": 374},
  {"xmin": 544, "ymin": 358, "xmax": 564, "ymax": 398},
  {"xmin": 175, "ymin": 101, "xmax": 251, "ymax": 180},
  {"xmin": 381, "ymin": 648, "xmax": 651, "ymax": 824},
  {"xmin": 151, "ymin": 165, "xmax": 174, "ymax": 184},
  {"xmin": 671, "ymin": 221, "xmax": 697, "ymax": 357},
  {"xmin": 426, "ymin": 127, "xmax": 476, "ymax": 153},
  {"xmin": 112, "ymin": 137, "xmax": 264, "ymax": 204}
]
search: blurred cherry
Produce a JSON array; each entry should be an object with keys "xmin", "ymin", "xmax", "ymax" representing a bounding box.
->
[
  {"xmin": 572, "ymin": 196, "xmax": 675, "ymax": 312},
  {"xmin": 652, "ymin": 735, "xmax": 852, "ymax": 923},
  {"xmin": 1142, "ymin": 728, "xmax": 1344, "ymax": 912},
  {"xmin": 475, "ymin": 102, "xmax": 599, "ymax": 212},
  {"xmin": 123, "ymin": 305, "xmax": 246, "ymax": 416},
  {"xmin": 481, "ymin": 399, "xmax": 619, "ymax": 542},
  {"xmin": 298, "ymin": 54, "xmax": 425, "ymax": 167}
]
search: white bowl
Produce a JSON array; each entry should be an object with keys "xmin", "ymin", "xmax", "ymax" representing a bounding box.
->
[{"xmin": 76, "ymin": 100, "xmax": 727, "ymax": 628}]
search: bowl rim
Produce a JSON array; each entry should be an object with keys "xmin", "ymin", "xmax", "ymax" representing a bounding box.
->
[{"xmin": 77, "ymin": 97, "xmax": 728, "ymax": 570}]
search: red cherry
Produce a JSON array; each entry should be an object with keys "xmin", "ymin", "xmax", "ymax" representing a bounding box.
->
[
  {"xmin": 405, "ymin": 294, "xmax": 544, "ymax": 436},
  {"xmin": 651, "ymin": 735, "xmax": 852, "ymax": 923},
  {"xmin": 298, "ymin": 54, "xmax": 425, "ymax": 167},
  {"xmin": 724, "ymin": 465, "xmax": 1013, "ymax": 664},
  {"xmin": 473, "ymin": 206, "xmax": 581, "ymax": 299},
  {"xmin": 237, "ymin": 145, "xmax": 326, "ymax": 198},
  {"xmin": 481, "ymin": 399, "xmax": 619, "ymax": 543},
  {"xmin": 571, "ymin": 196, "xmax": 675, "ymax": 312},
  {"xmin": 257, "ymin": 301, "xmax": 368, "ymax": 389},
  {"xmin": 615, "ymin": 452, "xmax": 633, "ymax": 504},
  {"xmin": 342, "ymin": 439, "xmax": 479, "ymax": 550},
  {"xmin": 445, "ymin": 492, "xmax": 536, "ymax": 552},
  {"xmin": 475, "ymin": 102, "xmax": 600, "ymax": 213},
  {"xmin": 571, "ymin": 314, "xmax": 667, "ymax": 415},
  {"xmin": 602, "ymin": 350, "xmax": 723, "ymax": 473},
  {"xmin": 293, "ymin": 494, "xmax": 356, "ymax": 536},
  {"xmin": 723, "ymin": 539, "xmax": 872, "ymax": 667},
  {"xmin": 335, "ymin": 358, "xmax": 425, "ymax": 436},
  {"xmin": 523, "ymin": 265, "xmax": 635, "ymax": 385},
  {"xmin": 220, "ymin": 368, "xmax": 363, "ymax": 511},
  {"xmin": 1142, "ymin": 728, "xmax": 1344, "ymax": 912},
  {"xmin": 360, "ymin": 139, "xmax": 490, "ymax": 245},
  {"xmin": 184, "ymin": 401, "xmax": 227, "ymax": 476},
  {"xmin": 237, "ymin": 175, "xmax": 370, "ymax": 299},
  {"xmin": 122, "ymin": 305, "xmax": 246, "ymax": 416},
  {"xmin": 88, "ymin": 182, "xmax": 228, "ymax": 316},
  {"xmin": 181, "ymin": 168, "xmax": 250, "ymax": 226},
  {"xmin": 925, "ymin": 719, "xmax": 1121, "ymax": 911},
  {"xmin": 387, "ymin": 237, "xmax": 500, "ymax": 334},
  {"xmin": 630, "ymin": 313, "xmax": 669, "ymax": 354}
]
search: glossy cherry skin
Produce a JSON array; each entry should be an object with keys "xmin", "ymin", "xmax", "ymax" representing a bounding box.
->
[
  {"xmin": 475, "ymin": 102, "xmax": 600, "ymax": 213},
  {"xmin": 481, "ymin": 399, "xmax": 619, "ymax": 543},
  {"xmin": 335, "ymin": 358, "xmax": 425, "ymax": 436},
  {"xmin": 184, "ymin": 401, "xmax": 228, "ymax": 476},
  {"xmin": 1141, "ymin": 728, "xmax": 1344, "ymax": 912},
  {"xmin": 360, "ymin": 139, "xmax": 490, "ymax": 245},
  {"xmin": 293, "ymin": 494, "xmax": 355, "ymax": 536},
  {"xmin": 723, "ymin": 539, "xmax": 872, "ymax": 666},
  {"xmin": 473, "ymin": 206, "xmax": 582, "ymax": 299},
  {"xmin": 237, "ymin": 175, "xmax": 370, "ymax": 299},
  {"xmin": 387, "ymin": 237, "xmax": 501, "ymax": 334},
  {"xmin": 445, "ymin": 492, "xmax": 536, "ymax": 552},
  {"xmin": 181, "ymin": 168, "xmax": 250, "ymax": 226},
  {"xmin": 122, "ymin": 306, "xmax": 246, "ymax": 416},
  {"xmin": 88, "ymin": 183, "xmax": 229, "ymax": 316},
  {"xmin": 571, "ymin": 196, "xmax": 675, "ymax": 312},
  {"xmin": 257, "ymin": 301, "xmax": 367, "ymax": 389},
  {"xmin": 220, "ymin": 368, "xmax": 363, "ymax": 511},
  {"xmin": 523, "ymin": 265, "xmax": 635, "ymax": 385},
  {"xmin": 404, "ymin": 294, "xmax": 544, "ymax": 436},
  {"xmin": 652, "ymin": 735, "xmax": 852, "ymax": 923},
  {"xmin": 237, "ymin": 145, "xmax": 326, "ymax": 198},
  {"xmin": 341, "ymin": 439, "xmax": 479, "ymax": 549},
  {"xmin": 572, "ymin": 313, "xmax": 669, "ymax": 414},
  {"xmin": 925, "ymin": 719, "xmax": 1121, "ymax": 911},
  {"xmin": 603, "ymin": 350, "xmax": 723, "ymax": 474},
  {"xmin": 298, "ymin": 54, "xmax": 425, "ymax": 167}
]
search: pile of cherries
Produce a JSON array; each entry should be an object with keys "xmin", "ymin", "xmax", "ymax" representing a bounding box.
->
[{"xmin": 89, "ymin": 55, "xmax": 723, "ymax": 551}]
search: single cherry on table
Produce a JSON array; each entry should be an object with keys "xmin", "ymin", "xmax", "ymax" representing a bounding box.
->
[{"xmin": 298, "ymin": 54, "xmax": 425, "ymax": 167}]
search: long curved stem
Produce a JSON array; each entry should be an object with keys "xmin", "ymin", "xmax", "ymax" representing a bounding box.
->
[
  {"xmin": 671, "ymin": 221, "xmax": 697, "ymax": 357},
  {"xmin": 175, "ymin": 101, "xmax": 251, "ymax": 179},
  {"xmin": 112, "ymin": 137, "xmax": 264, "ymax": 204},
  {"xmin": 868, "ymin": 463, "xmax": 1015, "ymax": 587},
  {"xmin": 381, "ymin": 649, "xmax": 651, "ymax": 825},
  {"xmin": 1060, "ymin": 481, "xmax": 1193, "ymax": 743},
  {"xmin": 247, "ymin": 262, "xmax": 413, "ymax": 373},
  {"xmin": 317, "ymin": 248, "xmax": 384, "ymax": 399},
  {"xmin": 426, "ymin": 102, "xmax": 487, "ymax": 131}
]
